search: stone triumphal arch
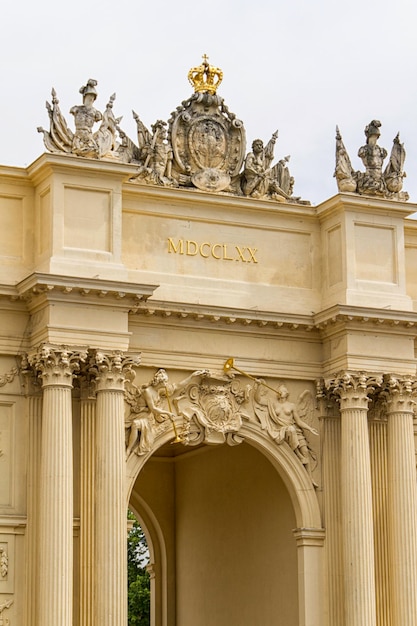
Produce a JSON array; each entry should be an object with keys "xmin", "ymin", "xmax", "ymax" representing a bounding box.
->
[{"xmin": 0, "ymin": 58, "xmax": 417, "ymax": 626}]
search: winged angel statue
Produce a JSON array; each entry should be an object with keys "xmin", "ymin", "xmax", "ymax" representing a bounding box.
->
[
  {"xmin": 124, "ymin": 368, "xmax": 209, "ymax": 458},
  {"xmin": 253, "ymin": 381, "xmax": 319, "ymax": 487}
]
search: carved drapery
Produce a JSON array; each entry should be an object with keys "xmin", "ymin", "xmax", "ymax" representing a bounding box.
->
[
  {"xmin": 90, "ymin": 351, "xmax": 140, "ymax": 626},
  {"xmin": 382, "ymin": 375, "xmax": 417, "ymax": 626},
  {"xmin": 28, "ymin": 345, "xmax": 87, "ymax": 626},
  {"xmin": 325, "ymin": 372, "xmax": 381, "ymax": 626}
]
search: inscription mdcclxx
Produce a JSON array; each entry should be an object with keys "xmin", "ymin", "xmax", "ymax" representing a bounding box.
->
[{"xmin": 168, "ymin": 238, "xmax": 258, "ymax": 263}]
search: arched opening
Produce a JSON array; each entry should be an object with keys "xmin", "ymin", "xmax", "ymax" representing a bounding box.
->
[
  {"xmin": 129, "ymin": 439, "xmax": 301, "ymax": 626},
  {"xmin": 127, "ymin": 509, "xmax": 151, "ymax": 626}
]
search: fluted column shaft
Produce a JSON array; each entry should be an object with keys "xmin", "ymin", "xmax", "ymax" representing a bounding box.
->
[
  {"xmin": 93, "ymin": 351, "xmax": 140, "ymax": 626},
  {"xmin": 79, "ymin": 395, "xmax": 96, "ymax": 626},
  {"xmin": 29, "ymin": 345, "xmax": 87, "ymax": 626},
  {"xmin": 369, "ymin": 418, "xmax": 390, "ymax": 626},
  {"xmin": 385, "ymin": 377, "xmax": 417, "ymax": 626},
  {"xmin": 327, "ymin": 373, "xmax": 379, "ymax": 626}
]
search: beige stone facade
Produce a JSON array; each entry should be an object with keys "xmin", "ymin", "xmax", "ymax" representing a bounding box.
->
[{"xmin": 0, "ymin": 148, "xmax": 417, "ymax": 626}]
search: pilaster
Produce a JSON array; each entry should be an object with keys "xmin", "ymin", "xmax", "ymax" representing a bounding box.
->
[
  {"xmin": 24, "ymin": 388, "xmax": 42, "ymax": 626},
  {"xmin": 316, "ymin": 391, "xmax": 343, "ymax": 626}
]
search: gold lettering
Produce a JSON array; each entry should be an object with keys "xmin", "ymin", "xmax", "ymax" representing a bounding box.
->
[
  {"xmin": 247, "ymin": 247, "xmax": 258, "ymax": 263},
  {"xmin": 167, "ymin": 237, "xmax": 259, "ymax": 263},
  {"xmin": 212, "ymin": 244, "xmax": 222, "ymax": 260},
  {"xmin": 186, "ymin": 240, "xmax": 198, "ymax": 256},
  {"xmin": 200, "ymin": 242, "xmax": 210, "ymax": 258},
  {"xmin": 223, "ymin": 244, "xmax": 234, "ymax": 261},
  {"xmin": 168, "ymin": 238, "xmax": 184, "ymax": 254},
  {"xmin": 235, "ymin": 246, "xmax": 247, "ymax": 262}
]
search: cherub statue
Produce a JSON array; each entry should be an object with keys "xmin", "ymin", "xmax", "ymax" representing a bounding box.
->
[
  {"xmin": 253, "ymin": 382, "xmax": 319, "ymax": 486},
  {"xmin": 125, "ymin": 368, "xmax": 209, "ymax": 457},
  {"xmin": 130, "ymin": 115, "xmax": 175, "ymax": 186},
  {"xmin": 242, "ymin": 133, "xmax": 293, "ymax": 201}
]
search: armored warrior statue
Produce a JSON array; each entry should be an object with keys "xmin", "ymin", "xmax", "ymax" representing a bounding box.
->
[
  {"xmin": 334, "ymin": 121, "xmax": 408, "ymax": 200},
  {"xmin": 357, "ymin": 120, "xmax": 388, "ymax": 196},
  {"xmin": 38, "ymin": 79, "xmax": 123, "ymax": 159}
]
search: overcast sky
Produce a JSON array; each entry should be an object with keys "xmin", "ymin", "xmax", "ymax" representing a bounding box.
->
[{"xmin": 2, "ymin": 0, "xmax": 417, "ymax": 207}]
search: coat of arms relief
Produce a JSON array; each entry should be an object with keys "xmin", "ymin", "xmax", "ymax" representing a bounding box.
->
[{"xmin": 124, "ymin": 360, "xmax": 320, "ymax": 487}]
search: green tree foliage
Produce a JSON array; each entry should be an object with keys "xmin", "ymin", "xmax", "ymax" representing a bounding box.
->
[{"xmin": 128, "ymin": 510, "xmax": 150, "ymax": 626}]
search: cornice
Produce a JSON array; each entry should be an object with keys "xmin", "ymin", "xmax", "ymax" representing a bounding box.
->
[
  {"xmin": 132, "ymin": 300, "xmax": 417, "ymax": 335},
  {"xmin": 132, "ymin": 300, "xmax": 317, "ymax": 333},
  {"xmin": 0, "ymin": 164, "xmax": 31, "ymax": 186},
  {"xmin": 0, "ymin": 273, "xmax": 158, "ymax": 308},
  {"xmin": 316, "ymin": 192, "xmax": 417, "ymax": 220},
  {"xmin": 27, "ymin": 152, "xmax": 138, "ymax": 186},
  {"xmin": 314, "ymin": 304, "xmax": 417, "ymax": 332}
]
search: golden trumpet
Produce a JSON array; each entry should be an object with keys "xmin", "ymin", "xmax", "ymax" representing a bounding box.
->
[{"xmin": 223, "ymin": 357, "xmax": 280, "ymax": 395}]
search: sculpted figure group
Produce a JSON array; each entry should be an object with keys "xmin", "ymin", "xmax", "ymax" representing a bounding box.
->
[
  {"xmin": 37, "ymin": 60, "xmax": 307, "ymax": 204},
  {"xmin": 38, "ymin": 59, "xmax": 409, "ymax": 204},
  {"xmin": 38, "ymin": 79, "xmax": 122, "ymax": 160},
  {"xmin": 334, "ymin": 120, "xmax": 408, "ymax": 200},
  {"xmin": 125, "ymin": 365, "xmax": 319, "ymax": 487}
]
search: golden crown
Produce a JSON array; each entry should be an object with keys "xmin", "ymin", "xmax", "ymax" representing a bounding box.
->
[{"xmin": 188, "ymin": 55, "xmax": 223, "ymax": 95}]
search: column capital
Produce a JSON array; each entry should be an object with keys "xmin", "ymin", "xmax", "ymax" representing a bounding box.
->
[
  {"xmin": 28, "ymin": 344, "xmax": 88, "ymax": 388},
  {"xmin": 381, "ymin": 374, "xmax": 417, "ymax": 415},
  {"xmin": 323, "ymin": 371, "xmax": 383, "ymax": 410},
  {"xmin": 90, "ymin": 350, "xmax": 141, "ymax": 392}
]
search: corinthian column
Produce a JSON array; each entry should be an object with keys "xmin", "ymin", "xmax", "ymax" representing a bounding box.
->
[
  {"xmin": 384, "ymin": 376, "xmax": 417, "ymax": 626},
  {"xmin": 92, "ymin": 351, "xmax": 140, "ymax": 626},
  {"xmin": 326, "ymin": 372, "xmax": 381, "ymax": 626},
  {"xmin": 29, "ymin": 345, "xmax": 87, "ymax": 626}
]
